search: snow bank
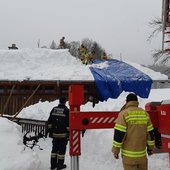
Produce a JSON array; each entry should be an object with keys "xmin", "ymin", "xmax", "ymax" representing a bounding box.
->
[
  {"xmin": 0, "ymin": 48, "xmax": 93, "ymax": 81},
  {"xmin": 1, "ymin": 88, "xmax": 170, "ymax": 170},
  {"xmin": 0, "ymin": 118, "xmax": 40, "ymax": 170},
  {"xmin": 126, "ymin": 61, "xmax": 168, "ymax": 80},
  {"xmin": 0, "ymin": 48, "xmax": 168, "ymax": 81},
  {"xmin": 17, "ymin": 88, "xmax": 170, "ymax": 121}
]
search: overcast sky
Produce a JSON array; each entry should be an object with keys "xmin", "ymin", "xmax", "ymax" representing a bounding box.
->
[{"xmin": 0, "ymin": 0, "xmax": 162, "ymax": 65}]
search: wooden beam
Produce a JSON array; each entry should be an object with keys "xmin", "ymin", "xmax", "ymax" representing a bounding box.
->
[
  {"xmin": 1, "ymin": 85, "xmax": 15, "ymax": 117},
  {"xmin": 11, "ymin": 84, "xmax": 41, "ymax": 121}
]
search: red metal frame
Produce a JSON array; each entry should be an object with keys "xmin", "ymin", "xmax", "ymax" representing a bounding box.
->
[
  {"xmin": 70, "ymin": 111, "xmax": 118, "ymax": 130},
  {"xmin": 69, "ymin": 85, "xmax": 170, "ymax": 160},
  {"xmin": 69, "ymin": 85, "xmax": 119, "ymax": 156}
]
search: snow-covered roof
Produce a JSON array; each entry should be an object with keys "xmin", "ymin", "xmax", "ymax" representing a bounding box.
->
[{"xmin": 0, "ymin": 48, "xmax": 168, "ymax": 81}]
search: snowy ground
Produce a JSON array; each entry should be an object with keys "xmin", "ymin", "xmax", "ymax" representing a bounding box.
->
[{"xmin": 1, "ymin": 88, "xmax": 170, "ymax": 170}]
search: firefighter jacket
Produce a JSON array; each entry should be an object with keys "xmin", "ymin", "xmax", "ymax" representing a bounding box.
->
[
  {"xmin": 85, "ymin": 52, "xmax": 94, "ymax": 64},
  {"xmin": 79, "ymin": 47, "xmax": 87, "ymax": 55},
  {"xmin": 79, "ymin": 46, "xmax": 87, "ymax": 61},
  {"xmin": 60, "ymin": 38, "xmax": 65, "ymax": 49},
  {"xmin": 47, "ymin": 104, "xmax": 69, "ymax": 139},
  {"xmin": 112, "ymin": 101, "xmax": 155, "ymax": 164}
]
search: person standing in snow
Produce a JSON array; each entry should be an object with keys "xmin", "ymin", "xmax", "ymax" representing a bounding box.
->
[
  {"xmin": 47, "ymin": 96, "xmax": 69, "ymax": 170},
  {"xmin": 59, "ymin": 37, "xmax": 66, "ymax": 49},
  {"xmin": 85, "ymin": 50, "xmax": 95, "ymax": 65},
  {"xmin": 79, "ymin": 44, "xmax": 87, "ymax": 64},
  {"xmin": 112, "ymin": 93, "xmax": 155, "ymax": 170},
  {"xmin": 101, "ymin": 52, "xmax": 108, "ymax": 60}
]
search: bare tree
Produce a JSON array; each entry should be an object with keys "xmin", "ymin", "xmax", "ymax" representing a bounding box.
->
[
  {"xmin": 152, "ymin": 49, "xmax": 164, "ymax": 63},
  {"xmin": 81, "ymin": 38, "xmax": 93, "ymax": 53},
  {"xmin": 148, "ymin": 17, "xmax": 162, "ymax": 42},
  {"xmin": 68, "ymin": 41, "xmax": 80, "ymax": 59},
  {"xmin": 81, "ymin": 38, "xmax": 106, "ymax": 59},
  {"xmin": 64, "ymin": 38, "xmax": 107, "ymax": 60},
  {"xmin": 147, "ymin": 16, "xmax": 170, "ymax": 77}
]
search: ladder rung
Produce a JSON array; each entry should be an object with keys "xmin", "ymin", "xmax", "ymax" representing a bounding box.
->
[
  {"xmin": 166, "ymin": 22, "xmax": 170, "ymax": 27},
  {"xmin": 164, "ymin": 40, "xmax": 170, "ymax": 43},
  {"xmin": 164, "ymin": 49, "xmax": 170, "ymax": 52},
  {"xmin": 165, "ymin": 32, "xmax": 170, "ymax": 34}
]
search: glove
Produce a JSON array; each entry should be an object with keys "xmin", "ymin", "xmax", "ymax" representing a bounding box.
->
[
  {"xmin": 114, "ymin": 153, "xmax": 119, "ymax": 159},
  {"xmin": 112, "ymin": 147, "xmax": 120, "ymax": 159},
  {"xmin": 147, "ymin": 149, "xmax": 153, "ymax": 156}
]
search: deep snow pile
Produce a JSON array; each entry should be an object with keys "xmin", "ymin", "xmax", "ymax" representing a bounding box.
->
[
  {"xmin": 0, "ymin": 48, "xmax": 168, "ymax": 81},
  {"xmin": 0, "ymin": 118, "xmax": 41, "ymax": 170},
  {"xmin": 0, "ymin": 48, "xmax": 93, "ymax": 81},
  {"xmin": 17, "ymin": 88, "xmax": 170, "ymax": 121},
  {"xmin": 1, "ymin": 90, "xmax": 170, "ymax": 170}
]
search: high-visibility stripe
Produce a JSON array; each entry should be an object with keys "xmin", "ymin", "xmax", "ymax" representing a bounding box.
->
[
  {"xmin": 125, "ymin": 115, "xmax": 148, "ymax": 122},
  {"xmin": 147, "ymin": 124, "xmax": 154, "ymax": 132},
  {"xmin": 127, "ymin": 111, "xmax": 146, "ymax": 115},
  {"xmin": 57, "ymin": 153, "xmax": 65, "ymax": 160},
  {"xmin": 114, "ymin": 123, "xmax": 127, "ymax": 132},
  {"xmin": 125, "ymin": 111, "xmax": 149, "ymax": 125},
  {"xmin": 113, "ymin": 140, "xmax": 123, "ymax": 148},
  {"xmin": 53, "ymin": 133, "xmax": 68, "ymax": 138},
  {"xmin": 129, "ymin": 120, "xmax": 147, "ymax": 125},
  {"xmin": 147, "ymin": 140, "xmax": 155, "ymax": 146},
  {"xmin": 51, "ymin": 153, "xmax": 57, "ymax": 158},
  {"xmin": 122, "ymin": 149, "xmax": 146, "ymax": 158},
  {"xmin": 48, "ymin": 124, "xmax": 52, "ymax": 128}
]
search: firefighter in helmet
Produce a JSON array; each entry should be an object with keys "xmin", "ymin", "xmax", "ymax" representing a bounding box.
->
[
  {"xmin": 79, "ymin": 44, "xmax": 87, "ymax": 64},
  {"xmin": 47, "ymin": 96, "xmax": 69, "ymax": 170},
  {"xmin": 112, "ymin": 93, "xmax": 155, "ymax": 170},
  {"xmin": 101, "ymin": 52, "xmax": 108, "ymax": 60},
  {"xmin": 59, "ymin": 37, "xmax": 65, "ymax": 49},
  {"xmin": 85, "ymin": 50, "xmax": 95, "ymax": 65}
]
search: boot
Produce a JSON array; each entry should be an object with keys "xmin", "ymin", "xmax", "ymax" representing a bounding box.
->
[{"xmin": 57, "ymin": 164, "xmax": 67, "ymax": 170}]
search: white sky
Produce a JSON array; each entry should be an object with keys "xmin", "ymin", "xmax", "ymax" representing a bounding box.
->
[{"xmin": 0, "ymin": 0, "xmax": 162, "ymax": 65}]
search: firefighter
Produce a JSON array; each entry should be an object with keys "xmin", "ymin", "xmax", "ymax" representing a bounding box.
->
[
  {"xmin": 79, "ymin": 44, "xmax": 87, "ymax": 64},
  {"xmin": 112, "ymin": 93, "xmax": 155, "ymax": 170},
  {"xmin": 59, "ymin": 37, "xmax": 65, "ymax": 49},
  {"xmin": 85, "ymin": 50, "xmax": 95, "ymax": 65},
  {"xmin": 101, "ymin": 52, "xmax": 107, "ymax": 60},
  {"xmin": 47, "ymin": 96, "xmax": 69, "ymax": 170}
]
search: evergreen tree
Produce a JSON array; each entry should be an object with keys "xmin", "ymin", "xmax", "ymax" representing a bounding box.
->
[{"xmin": 50, "ymin": 40, "xmax": 57, "ymax": 49}]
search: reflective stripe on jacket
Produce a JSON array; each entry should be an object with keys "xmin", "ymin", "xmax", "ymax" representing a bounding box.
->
[{"xmin": 113, "ymin": 101, "xmax": 155, "ymax": 164}]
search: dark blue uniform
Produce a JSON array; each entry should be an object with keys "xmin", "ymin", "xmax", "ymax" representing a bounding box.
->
[{"xmin": 47, "ymin": 100, "xmax": 69, "ymax": 170}]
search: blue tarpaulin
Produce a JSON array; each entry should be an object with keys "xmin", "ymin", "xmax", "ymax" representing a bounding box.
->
[{"xmin": 90, "ymin": 59, "xmax": 152, "ymax": 101}]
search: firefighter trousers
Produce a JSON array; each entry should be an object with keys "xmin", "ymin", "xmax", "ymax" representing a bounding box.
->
[
  {"xmin": 123, "ymin": 161, "xmax": 148, "ymax": 170},
  {"xmin": 50, "ymin": 137, "xmax": 68, "ymax": 169}
]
